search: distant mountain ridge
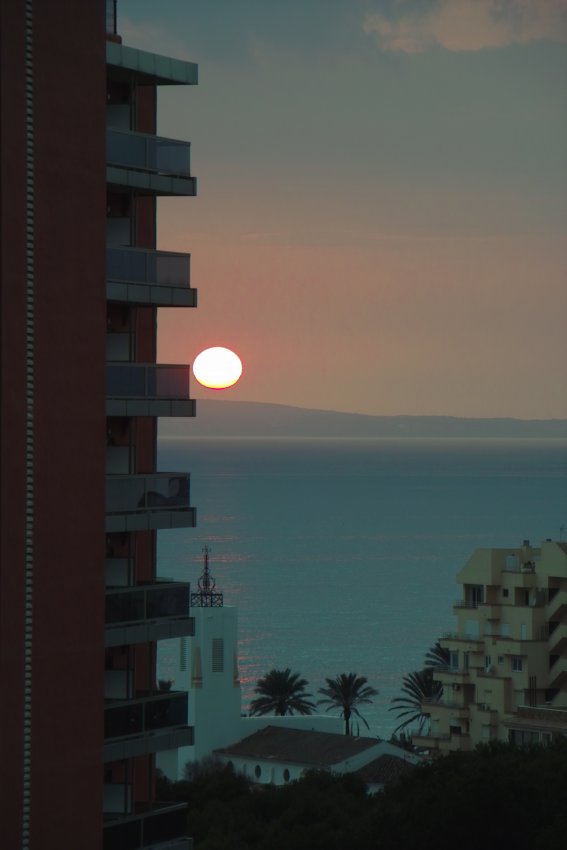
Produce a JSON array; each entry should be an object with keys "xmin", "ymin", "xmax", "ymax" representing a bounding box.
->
[{"xmin": 159, "ymin": 399, "xmax": 567, "ymax": 439}]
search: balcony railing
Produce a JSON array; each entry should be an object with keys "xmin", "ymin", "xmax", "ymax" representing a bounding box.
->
[
  {"xmin": 103, "ymin": 802, "xmax": 189, "ymax": 850},
  {"xmin": 105, "ymin": 582, "xmax": 190, "ymax": 625},
  {"xmin": 104, "ymin": 691, "xmax": 188, "ymax": 741},
  {"xmin": 107, "ymin": 247, "xmax": 191, "ymax": 289},
  {"xmin": 106, "ymin": 474, "xmax": 190, "ymax": 515},
  {"xmin": 106, "ymin": 364, "xmax": 190, "ymax": 399},
  {"xmin": 107, "ymin": 128, "xmax": 191, "ymax": 177}
]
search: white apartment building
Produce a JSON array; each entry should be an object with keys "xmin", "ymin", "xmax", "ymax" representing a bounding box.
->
[{"xmin": 413, "ymin": 539, "xmax": 567, "ymax": 753}]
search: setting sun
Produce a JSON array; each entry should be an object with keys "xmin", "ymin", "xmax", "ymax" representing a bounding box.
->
[{"xmin": 192, "ymin": 347, "xmax": 243, "ymax": 390}]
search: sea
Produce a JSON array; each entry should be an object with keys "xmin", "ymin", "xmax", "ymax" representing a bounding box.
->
[{"xmin": 156, "ymin": 437, "xmax": 567, "ymax": 740}]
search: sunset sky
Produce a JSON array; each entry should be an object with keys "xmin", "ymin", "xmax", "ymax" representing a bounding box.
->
[{"xmin": 119, "ymin": 0, "xmax": 567, "ymax": 419}]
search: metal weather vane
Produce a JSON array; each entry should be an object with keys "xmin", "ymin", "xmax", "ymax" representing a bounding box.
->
[{"xmin": 190, "ymin": 545, "xmax": 224, "ymax": 607}]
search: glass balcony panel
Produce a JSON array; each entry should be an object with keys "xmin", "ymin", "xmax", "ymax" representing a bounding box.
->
[
  {"xmin": 106, "ymin": 365, "xmax": 189, "ymax": 398},
  {"xmin": 107, "ymin": 128, "xmax": 191, "ymax": 177},
  {"xmin": 107, "ymin": 129, "xmax": 147, "ymax": 170},
  {"xmin": 153, "ymin": 139, "xmax": 190, "ymax": 175},
  {"xmin": 105, "ymin": 702, "xmax": 143, "ymax": 739},
  {"xmin": 103, "ymin": 804, "xmax": 187, "ymax": 850},
  {"xmin": 106, "ymin": 474, "xmax": 190, "ymax": 514},
  {"xmin": 107, "ymin": 248, "xmax": 148, "ymax": 282},
  {"xmin": 153, "ymin": 367, "xmax": 189, "ymax": 397},
  {"xmin": 145, "ymin": 694, "xmax": 188, "ymax": 731},
  {"xmin": 146, "ymin": 585, "xmax": 189, "ymax": 619},
  {"xmin": 106, "ymin": 477, "xmax": 146, "ymax": 514},
  {"xmin": 105, "ymin": 583, "xmax": 189, "ymax": 624},
  {"xmin": 105, "ymin": 693, "xmax": 188, "ymax": 739},
  {"xmin": 146, "ymin": 475, "xmax": 189, "ymax": 508},
  {"xmin": 107, "ymin": 365, "xmax": 146, "ymax": 396},
  {"xmin": 106, "ymin": 247, "xmax": 190, "ymax": 287},
  {"xmin": 105, "ymin": 590, "xmax": 145, "ymax": 624},
  {"xmin": 155, "ymin": 252, "xmax": 189, "ymax": 285}
]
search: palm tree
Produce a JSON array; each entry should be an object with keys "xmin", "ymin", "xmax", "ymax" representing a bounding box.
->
[
  {"xmin": 249, "ymin": 668, "xmax": 316, "ymax": 717},
  {"xmin": 389, "ymin": 667, "xmax": 443, "ymax": 734},
  {"xmin": 424, "ymin": 640, "xmax": 450, "ymax": 669},
  {"xmin": 317, "ymin": 673, "xmax": 378, "ymax": 735}
]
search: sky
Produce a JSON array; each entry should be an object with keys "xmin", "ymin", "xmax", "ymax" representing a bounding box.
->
[{"xmin": 118, "ymin": 0, "xmax": 567, "ymax": 419}]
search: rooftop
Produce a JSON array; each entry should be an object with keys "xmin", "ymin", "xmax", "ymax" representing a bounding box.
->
[{"xmin": 215, "ymin": 726, "xmax": 381, "ymax": 768}]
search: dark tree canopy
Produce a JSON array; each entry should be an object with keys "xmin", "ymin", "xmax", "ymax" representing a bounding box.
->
[{"xmin": 157, "ymin": 740, "xmax": 567, "ymax": 850}]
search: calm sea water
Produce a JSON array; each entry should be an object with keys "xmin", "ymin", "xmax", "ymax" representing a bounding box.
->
[{"xmin": 156, "ymin": 437, "xmax": 567, "ymax": 739}]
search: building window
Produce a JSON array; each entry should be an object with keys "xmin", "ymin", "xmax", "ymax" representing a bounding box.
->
[
  {"xmin": 484, "ymin": 655, "xmax": 492, "ymax": 672},
  {"xmin": 500, "ymin": 623, "xmax": 509, "ymax": 638},
  {"xmin": 502, "ymin": 588, "xmax": 509, "ymax": 598},
  {"xmin": 449, "ymin": 650, "xmax": 459, "ymax": 671},
  {"xmin": 255, "ymin": 765, "xmax": 262, "ymax": 779},
  {"xmin": 470, "ymin": 585, "xmax": 484, "ymax": 605},
  {"xmin": 512, "ymin": 656, "xmax": 523, "ymax": 672},
  {"xmin": 212, "ymin": 638, "xmax": 224, "ymax": 673}
]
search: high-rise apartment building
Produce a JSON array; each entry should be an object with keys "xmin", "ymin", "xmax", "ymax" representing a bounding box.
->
[
  {"xmin": 413, "ymin": 539, "xmax": 567, "ymax": 754},
  {"xmin": 1, "ymin": 2, "xmax": 198, "ymax": 847}
]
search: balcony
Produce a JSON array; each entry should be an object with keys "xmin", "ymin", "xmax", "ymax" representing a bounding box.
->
[
  {"xmin": 107, "ymin": 128, "xmax": 196, "ymax": 196},
  {"xmin": 106, "ymin": 364, "xmax": 195, "ymax": 417},
  {"xmin": 103, "ymin": 691, "xmax": 193, "ymax": 761},
  {"xmin": 106, "ymin": 39, "xmax": 198, "ymax": 86},
  {"xmin": 434, "ymin": 665, "xmax": 470, "ymax": 684},
  {"xmin": 440, "ymin": 632, "xmax": 484, "ymax": 652},
  {"xmin": 103, "ymin": 802, "xmax": 191, "ymax": 850},
  {"xmin": 106, "ymin": 247, "xmax": 196, "ymax": 307},
  {"xmin": 105, "ymin": 582, "xmax": 195, "ymax": 647},
  {"xmin": 413, "ymin": 729, "xmax": 471, "ymax": 753},
  {"xmin": 105, "ymin": 473, "xmax": 196, "ymax": 533},
  {"xmin": 453, "ymin": 599, "xmax": 479, "ymax": 610},
  {"xmin": 421, "ymin": 699, "xmax": 470, "ymax": 720}
]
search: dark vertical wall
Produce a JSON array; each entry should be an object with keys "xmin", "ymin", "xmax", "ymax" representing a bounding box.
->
[
  {"xmin": 0, "ymin": 5, "xmax": 28, "ymax": 845},
  {"xmin": 1, "ymin": 2, "xmax": 106, "ymax": 847}
]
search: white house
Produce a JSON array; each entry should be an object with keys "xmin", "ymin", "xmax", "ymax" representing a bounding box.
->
[{"xmin": 213, "ymin": 725, "xmax": 422, "ymax": 789}]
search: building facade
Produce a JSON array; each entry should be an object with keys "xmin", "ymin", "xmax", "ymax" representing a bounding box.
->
[
  {"xmin": 1, "ymin": 2, "xmax": 198, "ymax": 847},
  {"xmin": 413, "ymin": 539, "xmax": 567, "ymax": 754}
]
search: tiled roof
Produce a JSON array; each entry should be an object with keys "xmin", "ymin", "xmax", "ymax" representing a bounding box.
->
[
  {"xmin": 354, "ymin": 753, "xmax": 417, "ymax": 786},
  {"xmin": 215, "ymin": 726, "xmax": 381, "ymax": 767}
]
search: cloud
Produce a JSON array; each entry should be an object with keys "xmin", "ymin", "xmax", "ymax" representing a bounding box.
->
[{"xmin": 363, "ymin": 0, "xmax": 567, "ymax": 53}]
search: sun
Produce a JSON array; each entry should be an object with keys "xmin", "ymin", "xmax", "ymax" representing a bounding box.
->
[{"xmin": 192, "ymin": 347, "xmax": 243, "ymax": 390}]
